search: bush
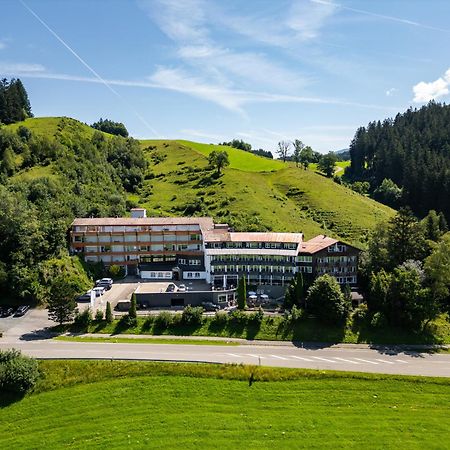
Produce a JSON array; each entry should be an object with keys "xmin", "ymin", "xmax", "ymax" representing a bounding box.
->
[
  {"xmin": 95, "ymin": 309, "xmax": 104, "ymax": 321},
  {"xmin": 181, "ymin": 305, "xmax": 204, "ymax": 326},
  {"xmin": 74, "ymin": 308, "xmax": 92, "ymax": 329},
  {"xmin": 229, "ymin": 310, "xmax": 248, "ymax": 324},
  {"xmin": 352, "ymin": 303, "xmax": 368, "ymax": 325},
  {"xmin": 0, "ymin": 349, "xmax": 39, "ymax": 394},
  {"xmin": 108, "ymin": 265, "xmax": 124, "ymax": 279},
  {"xmin": 288, "ymin": 305, "xmax": 303, "ymax": 322},
  {"xmin": 248, "ymin": 307, "xmax": 264, "ymax": 324},
  {"xmin": 213, "ymin": 311, "xmax": 228, "ymax": 326},
  {"xmin": 370, "ymin": 311, "xmax": 387, "ymax": 329},
  {"xmin": 154, "ymin": 311, "xmax": 173, "ymax": 330}
]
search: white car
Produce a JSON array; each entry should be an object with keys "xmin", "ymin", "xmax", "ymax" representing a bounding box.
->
[{"xmin": 92, "ymin": 287, "xmax": 105, "ymax": 297}]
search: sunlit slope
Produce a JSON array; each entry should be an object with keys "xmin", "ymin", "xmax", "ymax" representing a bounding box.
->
[{"xmin": 137, "ymin": 140, "xmax": 394, "ymax": 247}]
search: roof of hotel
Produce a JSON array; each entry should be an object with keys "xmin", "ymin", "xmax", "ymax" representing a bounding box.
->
[
  {"xmin": 300, "ymin": 235, "xmax": 338, "ymax": 254},
  {"xmin": 204, "ymin": 230, "xmax": 303, "ymax": 243},
  {"xmin": 71, "ymin": 217, "xmax": 215, "ymax": 232}
]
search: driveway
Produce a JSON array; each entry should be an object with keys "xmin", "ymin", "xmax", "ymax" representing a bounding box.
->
[{"xmin": 0, "ymin": 308, "xmax": 56, "ymax": 340}]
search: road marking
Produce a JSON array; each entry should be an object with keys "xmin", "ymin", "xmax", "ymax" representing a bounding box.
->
[
  {"xmin": 270, "ymin": 355, "xmax": 288, "ymax": 360},
  {"xmin": 246, "ymin": 354, "xmax": 266, "ymax": 359},
  {"xmin": 353, "ymin": 358, "xmax": 379, "ymax": 365},
  {"xmin": 334, "ymin": 357, "xmax": 360, "ymax": 364},
  {"xmin": 290, "ymin": 355, "xmax": 314, "ymax": 362},
  {"xmin": 311, "ymin": 356, "xmax": 338, "ymax": 363},
  {"xmin": 226, "ymin": 353, "xmax": 243, "ymax": 358},
  {"xmin": 395, "ymin": 359, "xmax": 409, "ymax": 364},
  {"xmin": 375, "ymin": 359, "xmax": 395, "ymax": 364}
]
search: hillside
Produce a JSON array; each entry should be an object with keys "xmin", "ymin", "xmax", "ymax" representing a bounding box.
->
[
  {"xmin": 138, "ymin": 139, "xmax": 393, "ymax": 247},
  {"xmin": 346, "ymin": 102, "xmax": 450, "ymax": 220},
  {"xmin": 3, "ymin": 117, "xmax": 393, "ymax": 251}
]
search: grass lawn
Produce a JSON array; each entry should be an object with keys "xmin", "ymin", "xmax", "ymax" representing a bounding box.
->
[
  {"xmin": 0, "ymin": 360, "xmax": 449, "ymax": 449},
  {"xmin": 60, "ymin": 314, "xmax": 450, "ymax": 346},
  {"xmin": 54, "ymin": 336, "xmax": 240, "ymax": 346}
]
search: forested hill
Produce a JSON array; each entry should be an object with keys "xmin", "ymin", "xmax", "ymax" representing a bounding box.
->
[{"xmin": 346, "ymin": 102, "xmax": 450, "ymax": 221}]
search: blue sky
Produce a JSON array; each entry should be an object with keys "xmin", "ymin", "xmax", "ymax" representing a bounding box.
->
[{"xmin": 1, "ymin": 0, "xmax": 450, "ymax": 152}]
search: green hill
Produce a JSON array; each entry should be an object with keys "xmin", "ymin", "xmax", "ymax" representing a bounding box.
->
[
  {"xmin": 5, "ymin": 117, "xmax": 393, "ymax": 248},
  {"xmin": 138, "ymin": 140, "xmax": 393, "ymax": 247}
]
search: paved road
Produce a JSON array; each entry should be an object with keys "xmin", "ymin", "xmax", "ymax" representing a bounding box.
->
[{"xmin": 1, "ymin": 339, "xmax": 449, "ymax": 377}]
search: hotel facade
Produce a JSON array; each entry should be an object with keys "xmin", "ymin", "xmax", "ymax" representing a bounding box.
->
[{"xmin": 70, "ymin": 209, "xmax": 359, "ymax": 288}]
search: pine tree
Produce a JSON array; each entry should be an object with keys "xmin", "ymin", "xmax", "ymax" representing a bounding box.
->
[
  {"xmin": 237, "ymin": 277, "xmax": 247, "ymax": 310},
  {"xmin": 105, "ymin": 301, "xmax": 113, "ymax": 323},
  {"xmin": 129, "ymin": 293, "xmax": 137, "ymax": 320},
  {"xmin": 438, "ymin": 212, "xmax": 448, "ymax": 233}
]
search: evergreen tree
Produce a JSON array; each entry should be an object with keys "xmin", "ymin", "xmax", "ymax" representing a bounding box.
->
[
  {"xmin": 284, "ymin": 272, "xmax": 305, "ymax": 309},
  {"xmin": 387, "ymin": 208, "xmax": 426, "ymax": 267},
  {"xmin": 237, "ymin": 276, "xmax": 247, "ymax": 310},
  {"xmin": 424, "ymin": 210, "xmax": 441, "ymax": 241},
  {"xmin": 438, "ymin": 212, "xmax": 448, "ymax": 233},
  {"xmin": 129, "ymin": 293, "xmax": 137, "ymax": 320},
  {"xmin": 105, "ymin": 301, "xmax": 113, "ymax": 323},
  {"xmin": 47, "ymin": 275, "xmax": 79, "ymax": 325}
]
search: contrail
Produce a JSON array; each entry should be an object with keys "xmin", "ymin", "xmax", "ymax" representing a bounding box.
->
[
  {"xmin": 311, "ymin": 0, "xmax": 450, "ymax": 33},
  {"xmin": 19, "ymin": 0, "xmax": 159, "ymax": 136}
]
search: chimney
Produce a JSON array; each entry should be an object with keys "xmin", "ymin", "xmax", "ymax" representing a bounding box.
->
[{"xmin": 131, "ymin": 208, "xmax": 147, "ymax": 218}]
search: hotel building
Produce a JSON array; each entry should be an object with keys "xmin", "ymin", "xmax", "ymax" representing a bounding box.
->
[{"xmin": 70, "ymin": 209, "xmax": 359, "ymax": 288}]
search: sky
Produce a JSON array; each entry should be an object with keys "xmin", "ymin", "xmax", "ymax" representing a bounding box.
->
[{"xmin": 1, "ymin": 0, "xmax": 450, "ymax": 153}]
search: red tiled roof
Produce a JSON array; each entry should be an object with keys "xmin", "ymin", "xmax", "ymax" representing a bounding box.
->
[{"xmin": 300, "ymin": 235, "xmax": 338, "ymax": 254}]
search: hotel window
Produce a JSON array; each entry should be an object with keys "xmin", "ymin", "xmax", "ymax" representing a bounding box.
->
[
  {"xmin": 179, "ymin": 258, "xmax": 187, "ymax": 265},
  {"xmin": 190, "ymin": 259, "xmax": 201, "ymax": 266}
]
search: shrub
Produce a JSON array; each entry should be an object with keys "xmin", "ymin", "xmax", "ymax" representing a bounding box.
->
[
  {"xmin": 288, "ymin": 305, "xmax": 303, "ymax": 322},
  {"xmin": 74, "ymin": 308, "xmax": 92, "ymax": 329},
  {"xmin": 229, "ymin": 310, "xmax": 248, "ymax": 324},
  {"xmin": 95, "ymin": 309, "xmax": 104, "ymax": 321},
  {"xmin": 108, "ymin": 265, "xmax": 124, "ymax": 279},
  {"xmin": 0, "ymin": 349, "xmax": 39, "ymax": 394},
  {"xmin": 248, "ymin": 307, "xmax": 264, "ymax": 324},
  {"xmin": 181, "ymin": 305, "xmax": 204, "ymax": 326},
  {"xmin": 352, "ymin": 303, "xmax": 368, "ymax": 326},
  {"xmin": 371, "ymin": 311, "xmax": 387, "ymax": 329},
  {"xmin": 213, "ymin": 311, "xmax": 228, "ymax": 326},
  {"xmin": 154, "ymin": 311, "xmax": 173, "ymax": 330}
]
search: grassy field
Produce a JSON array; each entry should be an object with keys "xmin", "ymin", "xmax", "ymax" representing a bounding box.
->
[
  {"xmin": 59, "ymin": 313, "xmax": 450, "ymax": 345},
  {"xmin": 0, "ymin": 360, "xmax": 449, "ymax": 449},
  {"xmin": 137, "ymin": 140, "xmax": 393, "ymax": 247}
]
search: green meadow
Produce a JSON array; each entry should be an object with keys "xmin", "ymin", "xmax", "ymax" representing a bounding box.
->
[{"xmin": 0, "ymin": 360, "xmax": 448, "ymax": 449}]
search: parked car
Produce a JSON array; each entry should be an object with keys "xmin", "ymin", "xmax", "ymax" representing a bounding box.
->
[
  {"xmin": 201, "ymin": 302, "xmax": 220, "ymax": 312},
  {"xmin": 77, "ymin": 291, "xmax": 93, "ymax": 302},
  {"xmin": 178, "ymin": 284, "xmax": 187, "ymax": 292},
  {"xmin": 14, "ymin": 305, "xmax": 30, "ymax": 317},
  {"xmin": 92, "ymin": 287, "xmax": 106, "ymax": 297},
  {"xmin": 0, "ymin": 307, "xmax": 14, "ymax": 318},
  {"xmin": 95, "ymin": 278, "xmax": 113, "ymax": 290}
]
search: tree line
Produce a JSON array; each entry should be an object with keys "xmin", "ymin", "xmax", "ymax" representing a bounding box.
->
[
  {"xmin": 220, "ymin": 139, "xmax": 274, "ymax": 159},
  {"xmin": 345, "ymin": 101, "xmax": 450, "ymax": 222}
]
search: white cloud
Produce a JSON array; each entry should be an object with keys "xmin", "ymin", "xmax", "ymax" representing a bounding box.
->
[
  {"xmin": 413, "ymin": 68, "xmax": 450, "ymax": 102},
  {"xmin": 0, "ymin": 41, "xmax": 7, "ymax": 50}
]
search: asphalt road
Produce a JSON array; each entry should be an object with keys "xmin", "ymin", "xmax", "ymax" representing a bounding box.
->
[{"xmin": 1, "ymin": 339, "xmax": 449, "ymax": 377}]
